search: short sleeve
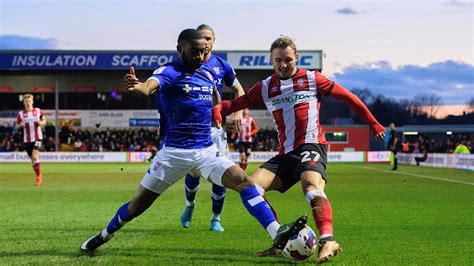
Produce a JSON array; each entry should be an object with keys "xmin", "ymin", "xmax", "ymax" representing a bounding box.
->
[
  {"xmin": 222, "ymin": 60, "xmax": 237, "ymax": 87},
  {"xmin": 147, "ymin": 65, "xmax": 174, "ymax": 90}
]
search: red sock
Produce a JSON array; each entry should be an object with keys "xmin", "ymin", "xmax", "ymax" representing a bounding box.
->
[
  {"xmin": 239, "ymin": 162, "xmax": 247, "ymax": 170},
  {"xmin": 32, "ymin": 163, "xmax": 41, "ymax": 177},
  {"xmin": 310, "ymin": 196, "xmax": 333, "ymax": 236},
  {"xmin": 262, "ymin": 195, "xmax": 279, "ymax": 223}
]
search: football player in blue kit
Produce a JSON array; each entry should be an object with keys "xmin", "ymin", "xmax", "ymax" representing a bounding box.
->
[
  {"xmin": 80, "ymin": 29, "xmax": 307, "ymax": 253},
  {"xmin": 180, "ymin": 24, "xmax": 245, "ymax": 232}
]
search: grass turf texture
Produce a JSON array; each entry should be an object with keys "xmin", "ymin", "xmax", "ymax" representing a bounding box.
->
[{"xmin": 0, "ymin": 162, "xmax": 473, "ymax": 265}]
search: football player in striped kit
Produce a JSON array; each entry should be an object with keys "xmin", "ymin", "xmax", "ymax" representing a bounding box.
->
[
  {"xmin": 216, "ymin": 36, "xmax": 385, "ymax": 263},
  {"xmin": 16, "ymin": 94, "xmax": 46, "ymax": 186},
  {"xmin": 237, "ymin": 108, "xmax": 258, "ymax": 170}
]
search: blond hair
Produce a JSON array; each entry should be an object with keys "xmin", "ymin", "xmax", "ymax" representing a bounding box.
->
[
  {"xmin": 23, "ymin": 94, "xmax": 33, "ymax": 100},
  {"xmin": 270, "ymin": 36, "xmax": 297, "ymax": 53}
]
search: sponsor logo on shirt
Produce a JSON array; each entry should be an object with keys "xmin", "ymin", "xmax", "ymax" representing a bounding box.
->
[
  {"xmin": 271, "ymin": 93, "xmax": 316, "ymax": 106},
  {"xmin": 182, "ymin": 84, "xmax": 212, "ymax": 94}
]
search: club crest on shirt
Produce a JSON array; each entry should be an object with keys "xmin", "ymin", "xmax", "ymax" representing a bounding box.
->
[
  {"xmin": 296, "ymin": 78, "xmax": 306, "ymax": 90},
  {"xmin": 213, "ymin": 67, "xmax": 220, "ymax": 75},
  {"xmin": 298, "ymin": 78, "xmax": 304, "ymax": 86},
  {"xmin": 270, "ymin": 86, "xmax": 278, "ymax": 92}
]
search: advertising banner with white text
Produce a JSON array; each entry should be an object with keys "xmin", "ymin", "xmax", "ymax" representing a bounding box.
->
[{"xmin": 0, "ymin": 152, "xmax": 127, "ymax": 163}]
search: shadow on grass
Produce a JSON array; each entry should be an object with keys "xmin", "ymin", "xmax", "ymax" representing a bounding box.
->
[
  {"xmin": 1, "ymin": 247, "xmax": 300, "ymax": 265},
  {"xmin": 78, "ymin": 246, "xmax": 299, "ymax": 265}
]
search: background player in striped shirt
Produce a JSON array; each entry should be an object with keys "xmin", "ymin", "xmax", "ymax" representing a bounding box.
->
[
  {"xmin": 237, "ymin": 108, "xmax": 258, "ymax": 170},
  {"xmin": 16, "ymin": 94, "xmax": 46, "ymax": 186},
  {"xmin": 180, "ymin": 24, "xmax": 245, "ymax": 233},
  {"xmin": 216, "ymin": 36, "xmax": 385, "ymax": 263}
]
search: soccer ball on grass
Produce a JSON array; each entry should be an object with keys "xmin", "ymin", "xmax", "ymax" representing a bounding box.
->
[{"xmin": 281, "ymin": 225, "xmax": 317, "ymax": 261}]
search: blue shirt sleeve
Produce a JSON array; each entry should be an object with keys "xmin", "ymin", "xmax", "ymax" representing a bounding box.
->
[
  {"xmin": 147, "ymin": 65, "xmax": 174, "ymax": 90},
  {"xmin": 222, "ymin": 60, "xmax": 237, "ymax": 87}
]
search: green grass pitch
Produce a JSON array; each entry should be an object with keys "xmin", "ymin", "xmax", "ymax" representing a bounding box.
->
[{"xmin": 1, "ymin": 162, "xmax": 473, "ymax": 265}]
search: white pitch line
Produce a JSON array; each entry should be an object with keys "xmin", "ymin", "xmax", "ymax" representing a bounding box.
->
[{"xmin": 359, "ymin": 165, "xmax": 474, "ymax": 186}]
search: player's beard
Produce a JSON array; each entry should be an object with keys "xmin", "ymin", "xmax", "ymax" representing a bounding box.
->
[
  {"xmin": 184, "ymin": 57, "xmax": 203, "ymax": 70},
  {"xmin": 278, "ymin": 66, "xmax": 297, "ymax": 80},
  {"xmin": 190, "ymin": 60, "xmax": 202, "ymax": 70},
  {"xmin": 278, "ymin": 68, "xmax": 292, "ymax": 79}
]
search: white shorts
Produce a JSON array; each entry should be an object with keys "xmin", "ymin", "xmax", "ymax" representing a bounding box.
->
[
  {"xmin": 211, "ymin": 127, "xmax": 229, "ymax": 158},
  {"xmin": 141, "ymin": 145, "xmax": 236, "ymax": 194}
]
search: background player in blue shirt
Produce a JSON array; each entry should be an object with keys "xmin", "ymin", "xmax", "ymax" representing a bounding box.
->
[
  {"xmin": 80, "ymin": 29, "xmax": 307, "ymax": 254},
  {"xmin": 180, "ymin": 24, "xmax": 245, "ymax": 232}
]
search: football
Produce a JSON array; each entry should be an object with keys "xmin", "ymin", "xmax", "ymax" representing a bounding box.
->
[{"xmin": 282, "ymin": 225, "xmax": 317, "ymax": 261}]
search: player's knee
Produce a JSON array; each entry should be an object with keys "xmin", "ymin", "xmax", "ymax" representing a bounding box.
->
[
  {"xmin": 222, "ymin": 166, "xmax": 254, "ymax": 192},
  {"xmin": 235, "ymin": 175, "xmax": 254, "ymax": 191}
]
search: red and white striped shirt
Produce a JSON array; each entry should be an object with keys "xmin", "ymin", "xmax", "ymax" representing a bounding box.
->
[
  {"xmin": 238, "ymin": 115, "xmax": 258, "ymax": 142},
  {"xmin": 17, "ymin": 108, "xmax": 44, "ymax": 143},
  {"xmin": 250, "ymin": 69, "xmax": 330, "ymax": 154},
  {"xmin": 221, "ymin": 68, "xmax": 384, "ymax": 155}
]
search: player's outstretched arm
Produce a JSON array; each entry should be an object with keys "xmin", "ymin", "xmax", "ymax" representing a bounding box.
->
[
  {"xmin": 220, "ymin": 95, "xmax": 252, "ymax": 117},
  {"xmin": 124, "ymin": 66, "xmax": 159, "ymax": 96},
  {"xmin": 329, "ymin": 83, "xmax": 385, "ymax": 140},
  {"xmin": 220, "ymin": 81, "xmax": 263, "ymax": 117}
]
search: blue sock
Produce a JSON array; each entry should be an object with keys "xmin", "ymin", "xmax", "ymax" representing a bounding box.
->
[
  {"xmin": 185, "ymin": 174, "xmax": 200, "ymax": 206},
  {"xmin": 240, "ymin": 185, "xmax": 277, "ymax": 229},
  {"xmin": 106, "ymin": 202, "xmax": 133, "ymax": 234},
  {"xmin": 211, "ymin": 184, "xmax": 226, "ymax": 219}
]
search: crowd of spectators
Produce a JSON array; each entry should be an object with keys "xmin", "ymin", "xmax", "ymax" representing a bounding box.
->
[
  {"xmin": 0, "ymin": 124, "xmax": 162, "ymax": 152},
  {"xmin": 401, "ymin": 134, "xmax": 473, "ymax": 154},
  {"xmin": 0, "ymin": 124, "xmax": 472, "ymax": 154},
  {"xmin": 57, "ymin": 126, "xmax": 161, "ymax": 152}
]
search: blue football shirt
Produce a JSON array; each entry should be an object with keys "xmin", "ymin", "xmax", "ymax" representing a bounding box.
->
[{"xmin": 148, "ymin": 58, "xmax": 217, "ymax": 149}]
